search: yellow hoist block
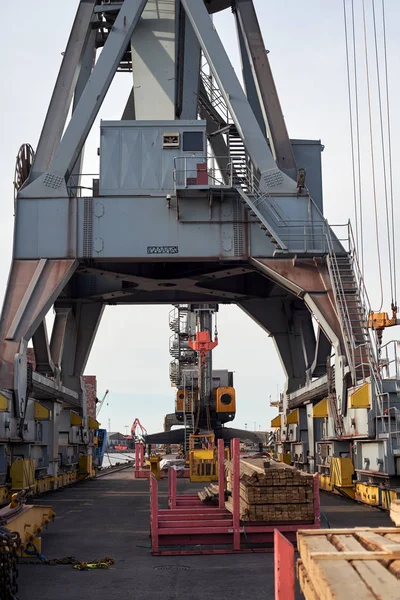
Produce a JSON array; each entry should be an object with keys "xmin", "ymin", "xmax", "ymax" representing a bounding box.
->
[
  {"xmin": 149, "ymin": 455, "xmax": 161, "ymax": 480},
  {"xmin": 10, "ymin": 459, "xmax": 35, "ymax": 491},
  {"xmin": 368, "ymin": 311, "xmax": 397, "ymax": 330}
]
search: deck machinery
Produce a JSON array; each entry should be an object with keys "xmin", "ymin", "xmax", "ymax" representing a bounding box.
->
[{"xmin": 0, "ymin": 0, "xmax": 399, "ymax": 508}]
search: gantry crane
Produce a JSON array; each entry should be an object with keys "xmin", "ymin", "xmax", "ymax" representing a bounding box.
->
[{"xmin": 0, "ymin": 0, "xmax": 398, "ymax": 509}]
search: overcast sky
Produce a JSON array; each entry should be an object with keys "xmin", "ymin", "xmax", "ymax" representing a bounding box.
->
[{"xmin": 1, "ymin": 1, "xmax": 399, "ymax": 435}]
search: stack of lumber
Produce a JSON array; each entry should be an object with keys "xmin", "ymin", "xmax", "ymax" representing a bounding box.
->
[
  {"xmin": 198, "ymin": 483, "xmax": 219, "ymax": 504},
  {"xmin": 390, "ymin": 500, "xmax": 400, "ymax": 526},
  {"xmin": 297, "ymin": 527, "xmax": 400, "ymax": 599},
  {"xmin": 225, "ymin": 457, "xmax": 314, "ymax": 522}
]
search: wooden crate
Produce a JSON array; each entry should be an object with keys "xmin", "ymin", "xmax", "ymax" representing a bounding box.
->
[
  {"xmin": 390, "ymin": 500, "xmax": 400, "ymax": 527},
  {"xmin": 297, "ymin": 528, "xmax": 400, "ymax": 599}
]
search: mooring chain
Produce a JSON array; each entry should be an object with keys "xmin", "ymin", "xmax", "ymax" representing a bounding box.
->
[{"xmin": 0, "ymin": 527, "xmax": 21, "ymax": 600}]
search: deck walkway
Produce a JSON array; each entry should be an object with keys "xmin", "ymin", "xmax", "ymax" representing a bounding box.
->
[{"xmin": 18, "ymin": 469, "xmax": 392, "ymax": 600}]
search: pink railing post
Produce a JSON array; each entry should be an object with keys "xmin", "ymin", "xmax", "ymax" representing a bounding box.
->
[
  {"xmin": 218, "ymin": 439, "xmax": 225, "ymax": 509},
  {"xmin": 274, "ymin": 530, "xmax": 295, "ymax": 600},
  {"xmin": 150, "ymin": 474, "xmax": 159, "ymax": 553},
  {"xmin": 232, "ymin": 437, "xmax": 240, "ymax": 550},
  {"xmin": 171, "ymin": 467, "xmax": 177, "ymax": 509},
  {"xmin": 135, "ymin": 443, "xmax": 139, "ymax": 475},
  {"xmin": 140, "ymin": 443, "xmax": 145, "ymax": 468},
  {"xmin": 168, "ymin": 467, "xmax": 172, "ymax": 507},
  {"xmin": 313, "ymin": 473, "xmax": 321, "ymax": 528}
]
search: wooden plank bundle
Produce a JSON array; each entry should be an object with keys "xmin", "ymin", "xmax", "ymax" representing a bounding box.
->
[
  {"xmin": 198, "ymin": 483, "xmax": 219, "ymax": 504},
  {"xmin": 297, "ymin": 528, "xmax": 400, "ymax": 599},
  {"xmin": 390, "ymin": 500, "xmax": 400, "ymax": 527},
  {"xmin": 224, "ymin": 457, "xmax": 314, "ymax": 522}
]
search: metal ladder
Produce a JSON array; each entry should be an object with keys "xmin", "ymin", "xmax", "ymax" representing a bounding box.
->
[{"xmin": 183, "ymin": 412, "xmax": 194, "ymax": 454}]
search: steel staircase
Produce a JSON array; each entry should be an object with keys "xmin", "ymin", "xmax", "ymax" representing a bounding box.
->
[
  {"xmin": 228, "ymin": 128, "xmax": 248, "ymax": 191},
  {"xmin": 327, "ymin": 229, "xmax": 378, "ymax": 386},
  {"xmin": 199, "ymin": 70, "xmax": 288, "ymax": 250}
]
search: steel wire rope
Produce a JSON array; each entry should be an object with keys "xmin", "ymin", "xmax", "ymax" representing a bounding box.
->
[
  {"xmin": 342, "ymin": 0, "xmax": 360, "ymax": 255},
  {"xmin": 362, "ymin": 0, "xmax": 384, "ymax": 312},
  {"xmin": 381, "ymin": 0, "xmax": 397, "ymax": 308},
  {"xmin": 351, "ymin": 0, "xmax": 365, "ymax": 274},
  {"xmin": 371, "ymin": 0, "xmax": 395, "ymax": 305}
]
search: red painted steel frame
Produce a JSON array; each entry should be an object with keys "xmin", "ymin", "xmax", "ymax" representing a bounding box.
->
[
  {"xmin": 149, "ymin": 439, "xmax": 321, "ymax": 555},
  {"xmin": 218, "ymin": 439, "xmax": 225, "ymax": 509},
  {"xmin": 274, "ymin": 530, "xmax": 295, "ymax": 600},
  {"xmin": 232, "ymin": 437, "xmax": 241, "ymax": 550}
]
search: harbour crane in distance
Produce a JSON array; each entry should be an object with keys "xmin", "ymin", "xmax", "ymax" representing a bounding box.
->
[
  {"xmin": 96, "ymin": 389, "xmax": 110, "ymax": 418},
  {"xmin": 131, "ymin": 418, "xmax": 147, "ymax": 443}
]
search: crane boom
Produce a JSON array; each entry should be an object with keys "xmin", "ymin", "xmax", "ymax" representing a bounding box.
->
[{"xmin": 96, "ymin": 389, "xmax": 109, "ymax": 417}]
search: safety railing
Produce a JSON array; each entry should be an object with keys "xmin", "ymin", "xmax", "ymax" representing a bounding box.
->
[
  {"xmin": 173, "ymin": 155, "xmax": 235, "ymax": 188},
  {"xmin": 379, "ymin": 340, "xmax": 400, "ymax": 380},
  {"xmin": 200, "ymin": 70, "xmax": 230, "ymax": 124}
]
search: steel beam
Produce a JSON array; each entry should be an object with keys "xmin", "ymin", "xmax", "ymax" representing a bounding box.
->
[
  {"xmin": 60, "ymin": 303, "xmax": 104, "ymax": 394},
  {"xmin": 30, "ymin": 0, "xmax": 96, "ymax": 181},
  {"xmin": 50, "ymin": 307, "xmax": 72, "ymax": 370},
  {"xmin": 181, "ymin": 0, "xmax": 297, "ymax": 193},
  {"xmin": 21, "ymin": 0, "xmax": 147, "ymax": 197},
  {"xmin": 239, "ymin": 297, "xmax": 311, "ymax": 393},
  {"xmin": 32, "ymin": 321, "xmax": 55, "ymax": 375},
  {"xmin": 0, "ymin": 259, "xmax": 78, "ymax": 389},
  {"xmin": 68, "ymin": 27, "xmax": 97, "ymax": 194},
  {"xmin": 234, "ymin": 0, "xmax": 297, "ymax": 177},
  {"xmin": 179, "ymin": 14, "xmax": 201, "ymax": 120},
  {"xmin": 122, "ymin": 88, "xmax": 135, "ymax": 120},
  {"xmin": 235, "ymin": 10, "xmax": 266, "ymax": 137}
]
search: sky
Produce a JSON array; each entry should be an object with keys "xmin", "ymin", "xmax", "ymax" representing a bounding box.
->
[{"xmin": 1, "ymin": 1, "xmax": 400, "ymax": 435}]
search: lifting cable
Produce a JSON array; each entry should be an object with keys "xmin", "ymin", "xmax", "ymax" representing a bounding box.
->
[
  {"xmin": 371, "ymin": 0, "xmax": 395, "ymax": 307},
  {"xmin": 343, "ymin": 0, "xmax": 365, "ymax": 273},
  {"xmin": 350, "ymin": 0, "xmax": 365, "ymax": 275},
  {"xmin": 361, "ymin": 0, "xmax": 384, "ymax": 311},
  {"xmin": 381, "ymin": 0, "xmax": 397, "ymax": 308},
  {"xmin": 343, "ymin": 0, "xmax": 360, "ymax": 257}
]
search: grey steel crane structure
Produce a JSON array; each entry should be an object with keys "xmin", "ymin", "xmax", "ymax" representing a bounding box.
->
[{"xmin": 1, "ymin": 0, "xmax": 399, "ymax": 505}]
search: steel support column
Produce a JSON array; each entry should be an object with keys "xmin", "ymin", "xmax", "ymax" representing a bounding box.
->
[{"xmin": 59, "ymin": 302, "xmax": 104, "ymax": 394}]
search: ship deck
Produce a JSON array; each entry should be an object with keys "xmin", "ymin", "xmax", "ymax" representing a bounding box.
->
[{"xmin": 18, "ymin": 469, "xmax": 392, "ymax": 600}]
